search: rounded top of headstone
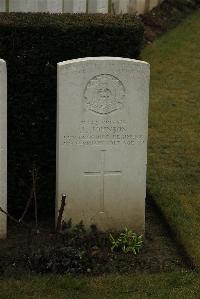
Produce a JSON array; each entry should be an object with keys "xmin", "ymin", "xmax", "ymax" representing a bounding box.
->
[{"xmin": 58, "ymin": 57, "xmax": 150, "ymax": 68}]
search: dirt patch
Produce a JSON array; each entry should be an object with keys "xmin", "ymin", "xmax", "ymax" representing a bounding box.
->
[
  {"xmin": 140, "ymin": 0, "xmax": 199, "ymax": 43},
  {"xmin": 0, "ymin": 198, "xmax": 189, "ymax": 278}
]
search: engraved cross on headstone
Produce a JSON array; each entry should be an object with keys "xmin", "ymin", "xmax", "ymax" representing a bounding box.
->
[{"xmin": 84, "ymin": 150, "xmax": 121, "ymax": 213}]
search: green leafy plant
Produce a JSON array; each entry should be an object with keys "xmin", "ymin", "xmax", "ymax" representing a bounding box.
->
[{"xmin": 109, "ymin": 227, "xmax": 143, "ymax": 254}]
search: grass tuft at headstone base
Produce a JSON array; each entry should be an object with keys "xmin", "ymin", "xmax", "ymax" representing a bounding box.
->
[{"xmin": 0, "ymin": 13, "xmax": 144, "ymax": 216}]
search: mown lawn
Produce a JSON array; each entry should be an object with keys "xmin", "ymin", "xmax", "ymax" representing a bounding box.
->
[
  {"xmin": 0, "ymin": 9, "xmax": 199, "ymax": 299},
  {"xmin": 142, "ymin": 10, "xmax": 200, "ymax": 267},
  {"xmin": 0, "ymin": 272, "xmax": 199, "ymax": 299}
]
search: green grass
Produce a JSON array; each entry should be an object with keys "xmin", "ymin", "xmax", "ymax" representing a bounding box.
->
[
  {"xmin": 0, "ymin": 272, "xmax": 199, "ymax": 299},
  {"xmin": 142, "ymin": 10, "xmax": 200, "ymax": 267}
]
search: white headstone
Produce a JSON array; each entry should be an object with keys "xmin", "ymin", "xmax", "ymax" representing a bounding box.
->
[
  {"xmin": 0, "ymin": 0, "xmax": 6, "ymax": 12},
  {"xmin": 111, "ymin": 0, "xmax": 139, "ymax": 14},
  {"xmin": 112, "ymin": 0, "xmax": 130, "ymax": 14},
  {"xmin": 56, "ymin": 57, "xmax": 149, "ymax": 233},
  {"xmin": 129, "ymin": 0, "xmax": 137, "ymax": 13},
  {"xmin": 38, "ymin": 0, "xmax": 47, "ymax": 11},
  {"xmin": 38, "ymin": 0, "xmax": 63, "ymax": 13},
  {"xmin": 88, "ymin": 0, "xmax": 108, "ymax": 13},
  {"xmin": 136, "ymin": 0, "xmax": 146, "ymax": 14},
  {"xmin": 0, "ymin": 59, "xmax": 7, "ymax": 239},
  {"xmin": 9, "ymin": 0, "xmax": 38, "ymax": 12},
  {"xmin": 149, "ymin": 0, "xmax": 159, "ymax": 10},
  {"xmin": 9, "ymin": 0, "xmax": 63, "ymax": 13},
  {"xmin": 64, "ymin": 0, "xmax": 86, "ymax": 13}
]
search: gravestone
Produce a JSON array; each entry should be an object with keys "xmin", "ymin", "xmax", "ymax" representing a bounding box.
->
[
  {"xmin": 112, "ymin": 0, "xmax": 146, "ymax": 14},
  {"xmin": 9, "ymin": 0, "xmax": 38, "ymax": 12},
  {"xmin": 9, "ymin": 0, "xmax": 63, "ymax": 13},
  {"xmin": 56, "ymin": 57, "xmax": 149, "ymax": 232},
  {"xmin": 38, "ymin": 0, "xmax": 63, "ymax": 13},
  {"xmin": 136, "ymin": 0, "xmax": 146, "ymax": 14},
  {"xmin": 0, "ymin": 59, "xmax": 7, "ymax": 239},
  {"xmin": 112, "ymin": 0, "xmax": 130, "ymax": 14},
  {"xmin": 88, "ymin": 0, "xmax": 108, "ymax": 13},
  {"xmin": 114, "ymin": 0, "xmax": 139, "ymax": 14},
  {"xmin": 149, "ymin": 0, "xmax": 159, "ymax": 10},
  {"xmin": 64, "ymin": 0, "xmax": 86, "ymax": 13},
  {"xmin": 0, "ymin": 0, "xmax": 6, "ymax": 12}
]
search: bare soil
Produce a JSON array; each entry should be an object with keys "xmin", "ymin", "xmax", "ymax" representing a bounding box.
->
[{"xmin": 0, "ymin": 198, "xmax": 190, "ymax": 278}]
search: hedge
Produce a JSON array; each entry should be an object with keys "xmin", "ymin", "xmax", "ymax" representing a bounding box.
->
[{"xmin": 0, "ymin": 13, "xmax": 144, "ymax": 216}]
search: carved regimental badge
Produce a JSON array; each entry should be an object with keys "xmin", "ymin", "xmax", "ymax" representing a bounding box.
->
[{"xmin": 84, "ymin": 74, "xmax": 125, "ymax": 115}]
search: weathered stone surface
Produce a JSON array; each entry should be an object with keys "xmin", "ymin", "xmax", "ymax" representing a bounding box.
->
[
  {"xmin": 44, "ymin": 0, "xmax": 63, "ymax": 13},
  {"xmin": 149, "ymin": 0, "xmax": 160, "ymax": 10},
  {"xmin": 64, "ymin": 0, "xmax": 86, "ymax": 13},
  {"xmin": 110, "ymin": 0, "xmax": 153, "ymax": 14},
  {"xmin": 3, "ymin": 0, "xmax": 160, "ymax": 13},
  {"xmin": 0, "ymin": 0, "xmax": 6, "ymax": 12},
  {"xmin": 88, "ymin": 0, "xmax": 108, "ymax": 13},
  {"xmin": 112, "ymin": 0, "xmax": 131, "ymax": 14},
  {"xmin": 56, "ymin": 57, "xmax": 149, "ymax": 233},
  {"xmin": 0, "ymin": 59, "xmax": 7, "ymax": 239},
  {"xmin": 136, "ymin": 0, "xmax": 146, "ymax": 14},
  {"xmin": 9, "ymin": 0, "xmax": 39, "ymax": 12},
  {"xmin": 9, "ymin": 0, "xmax": 63, "ymax": 12}
]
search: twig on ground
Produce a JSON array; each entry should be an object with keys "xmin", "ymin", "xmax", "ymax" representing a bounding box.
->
[
  {"xmin": 0, "ymin": 206, "xmax": 31, "ymax": 230},
  {"xmin": 19, "ymin": 164, "xmax": 39, "ymax": 233},
  {"xmin": 56, "ymin": 194, "xmax": 67, "ymax": 233},
  {"xmin": 32, "ymin": 167, "xmax": 39, "ymax": 232}
]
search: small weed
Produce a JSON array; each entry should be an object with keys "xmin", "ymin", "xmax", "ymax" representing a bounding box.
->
[{"xmin": 109, "ymin": 227, "xmax": 143, "ymax": 254}]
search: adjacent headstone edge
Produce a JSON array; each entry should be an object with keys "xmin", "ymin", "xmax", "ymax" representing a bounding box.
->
[{"xmin": 0, "ymin": 59, "xmax": 7, "ymax": 239}]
